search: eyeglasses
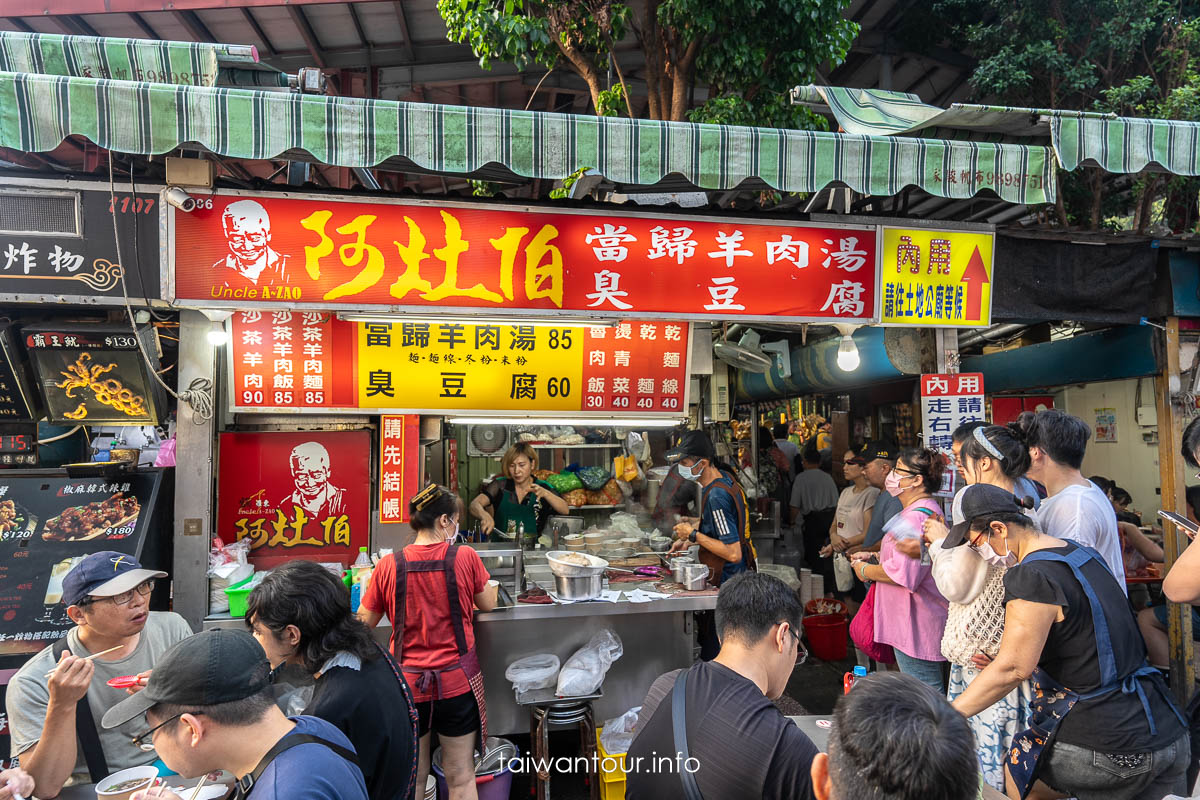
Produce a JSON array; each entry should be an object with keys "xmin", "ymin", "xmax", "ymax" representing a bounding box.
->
[
  {"xmin": 131, "ymin": 711, "xmax": 203, "ymax": 752},
  {"xmin": 788, "ymin": 627, "xmax": 809, "ymax": 666},
  {"xmin": 892, "ymin": 467, "xmax": 921, "ymax": 477},
  {"xmin": 81, "ymin": 579, "xmax": 155, "ymax": 608}
]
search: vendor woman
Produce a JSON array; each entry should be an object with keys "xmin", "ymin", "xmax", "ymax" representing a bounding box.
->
[{"xmin": 469, "ymin": 443, "xmax": 568, "ymax": 541}]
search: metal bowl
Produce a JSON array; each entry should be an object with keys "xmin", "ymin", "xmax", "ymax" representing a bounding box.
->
[
  {"xmin": 680, "ymin": 563, "xmax": 710, "ymax": 590},
  {"xmin": 669, "ymin": 556, "xmax": 695, "ymax": 583},
  {"xmin": 554, "ymin": 573, "xmax": 603, "ymax": 600}
]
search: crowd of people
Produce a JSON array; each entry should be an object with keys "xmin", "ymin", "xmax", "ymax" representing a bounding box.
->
[{"xmin": 7, "ymin": 407, "xmax": 1200, "ymax": 800}]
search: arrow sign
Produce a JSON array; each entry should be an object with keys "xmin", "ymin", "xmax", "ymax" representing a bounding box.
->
[{"xmin": 959, "ymin": 245, "xmax": 990, "ymax": 322}]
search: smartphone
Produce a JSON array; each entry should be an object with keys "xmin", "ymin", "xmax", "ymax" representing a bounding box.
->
[{"xmin": 1157, "ymin": 509, "xmax": 1199, "ymax": 540}]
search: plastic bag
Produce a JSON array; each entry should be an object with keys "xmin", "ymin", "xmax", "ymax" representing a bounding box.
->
[
  {"xmin": 544, "ymin": 471, "xmax": 584, "ymax": 493},
  {"xmin": 505, "ymin": 653, "xmax": 561, "ymax": 694},
  {"xmin": 833, "ymin": 552, "xmax": 854, "ymax": 592},
  {"xmin": 556, "ymin": 629, "xmax": 623, "ymax": 697},
  {"xmin": 600, "ymin": 707, "xmax": 642, "ymax": 755},
  {"xmin": 608, "ymin": 513, "xmax": 643, "ymax": 539},
  {"xmin": 207, "ymin": 537, "xmax": 253, "ymax": 614},
  {"xmin": 578, "ymin": 466, "xmax": 612, "ymax": 491}
]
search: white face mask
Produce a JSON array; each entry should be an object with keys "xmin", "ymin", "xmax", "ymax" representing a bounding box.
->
[
  {"xmin": 973, "ymin": 534, "xmax": 1017, "ymax": 568},
  {"xmin": 679, "ymin": 460, "xmax": 705, "ymax": 482}
]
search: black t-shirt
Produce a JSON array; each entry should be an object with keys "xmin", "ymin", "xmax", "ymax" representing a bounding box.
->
[
  {"xmin": 306, "ymin": 653, "xmax": 418, "ymax": 800},
  {"xmin": 626, "ymin": 661, "xmax": 817, "ymax": 800},
  {"xmin": 1004, "ymin": 541, "xmax": 1184, "ymax": 753}
]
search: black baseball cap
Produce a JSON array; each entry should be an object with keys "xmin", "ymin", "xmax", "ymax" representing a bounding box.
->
[
  {"xmin": 101, "ymin": 629, "xmax": 271, "ymax": 730},
  {"xmin": 62, "ymin": 551, "xmax": 167, "ymax": 608},
  {"xmin": 665, "ymin": 430, "xmax": 716, "ymax": 463},
  {"xmin": 858, "ymin": 441, "xmax": 897, "ymax": 462},
  {"xmin": 944, "ymin": 484, "xmax": 1027, "ymax": 548}
]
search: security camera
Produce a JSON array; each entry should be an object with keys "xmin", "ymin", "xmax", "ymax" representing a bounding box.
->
[{"xmin": 164, "ymin": 186, "xmax": 196, "ymax": 213}]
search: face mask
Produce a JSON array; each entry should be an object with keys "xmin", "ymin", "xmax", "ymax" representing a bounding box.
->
[
  {"xmin": 884, "ymin": 470, "xmax": 907, "ymax": 497},
  {"xmin": 974, "ymin": 535, "xmax": 1018, "ymax": 568},
  {"xmin": 679, "ymin": 460, "xmax": 705, "ymax": 482}
]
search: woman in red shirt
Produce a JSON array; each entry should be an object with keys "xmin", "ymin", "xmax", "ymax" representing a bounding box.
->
[{"xmin": 359, "ymin": 485, "xmax": 498, "ymax": 800}]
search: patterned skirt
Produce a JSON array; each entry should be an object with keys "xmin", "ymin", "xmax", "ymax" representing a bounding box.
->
[{"xmin": 947, "ymin": 663, "xmax": 1032, "ymax": 792}]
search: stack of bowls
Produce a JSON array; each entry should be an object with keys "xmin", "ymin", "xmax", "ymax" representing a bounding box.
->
[
  {"xmin": 564, "ymin": 534, "xmax": 586, "ymax": 552},
  {"xmin": 583, "ymin": 531, "xmax": 607, "ymax": 553}
]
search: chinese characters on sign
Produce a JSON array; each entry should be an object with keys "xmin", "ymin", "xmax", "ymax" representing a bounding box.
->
[
  {"xmin": 171, "ymin": 193, "xmax": 879, "ymax": 322},
  {"xmin": 217, "ymin": 431, "xmax": 369, "ymax": 568},
  {"xmin": 879, "ymin": 228, "xmax": 995, "ymax": 327},
  {"xmin": 229, "ymin": 316, "xmax": 691, "ymax": 418},
  {"xmin": 379, "ymin": 415, "xmax": 420, "ymax": 523},
  {"xmin": 229, "ymin": 310, "xmax": 356, "ymax": 409},
  {"xmin": 921, "ymin": 373, "xmax": 985, "ymax": 454}
]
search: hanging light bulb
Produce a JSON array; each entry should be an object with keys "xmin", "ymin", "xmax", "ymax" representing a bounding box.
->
[
  {"xmin": 836, "ymin": 334, "xmax": 860, "ymax": 371},
  {"xmin": 207, "ymin": 327, "xmax": 230, "ymax": 347}
]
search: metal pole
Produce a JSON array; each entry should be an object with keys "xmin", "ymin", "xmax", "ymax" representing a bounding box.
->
[
  {"xmin": 1156, "ymin": 317, "xmax": 1195, "ymax": 703},
  {"xmin": 173, "ymin": 310, "xmax": 218, "ymax": 629}
]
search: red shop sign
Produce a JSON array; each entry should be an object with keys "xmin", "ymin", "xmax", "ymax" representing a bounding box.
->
[
  {"xmin": 169, "ymin": 191, "xmax": 879, "ymax": 323},
  {"xmin": 217, "ymin": 430, "xmax": 370, "ymax": 568},
  {"xmin": 379, "ymin": 415, "xmax": 420, "ymax": 524}
]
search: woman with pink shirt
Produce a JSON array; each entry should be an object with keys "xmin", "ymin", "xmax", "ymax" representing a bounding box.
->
[{"xmin": 852, "ymin": 448, "xmax": 949, "ymax": 691}]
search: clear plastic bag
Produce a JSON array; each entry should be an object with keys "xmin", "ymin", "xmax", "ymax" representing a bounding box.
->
[
  {"xmin": 556, "ymin": 629, "xmax": 623, "ymax": 697},
  {"xmin": 505, "ymin": 653, "xmax": 561, "ymax": 694},
  {"xmin": 600, "ymin": 707, "xmax": 642, "ymax": 755},
  {"xmin": 833, "ymin": 552, "xmax": 854, "ymax": 592}
]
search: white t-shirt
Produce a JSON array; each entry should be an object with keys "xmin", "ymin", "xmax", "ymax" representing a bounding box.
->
[
  {"xmin": 833, "ymin": 484, "xmax": 880, "ymax": 542},
  {"xmin": 1036, "ymin": 482, "xmax": 1127, "ymax": 593}
]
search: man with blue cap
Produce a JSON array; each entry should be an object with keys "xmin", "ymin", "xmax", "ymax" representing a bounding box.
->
[{"xmin": 5, "ymin": 551, "xmax": 192, "ymax": 796}]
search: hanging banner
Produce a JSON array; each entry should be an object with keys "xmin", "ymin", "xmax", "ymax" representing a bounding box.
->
[
  {"xmin": 879, "ymin": 228, "xmax": 994, "ymax": 327},
  {"xmin": 216, "ymin": 430, "xmax": 370, "ymax": 568},
  {"xmin": 230, "ymin": 314, "xmax": 692, "ymax": 418},
  {"xmin": 379, "ymin": 415, "xmax": 421, "ymax": 523},
  {"xmin": 920, "ymin": 373, "xmax": 985, "ymax": 453},
  {"xmin": 168, "ymin": 191, "xmax": 879, "ymax": 323}
]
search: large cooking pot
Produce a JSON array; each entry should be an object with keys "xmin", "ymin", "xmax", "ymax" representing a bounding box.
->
[{"xmin": 553, "ymin": 573, "xmax": 603, "ymax": 600}]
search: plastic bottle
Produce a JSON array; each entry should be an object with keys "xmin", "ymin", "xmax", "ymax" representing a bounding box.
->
[
  {"xmin": 349, "ymin": 580, "xmax": 362, "ymax": 613},
  {"xmin": 353, "ymin": 547, "xmax": 371, "ymax": 569},
  {"xmin": 843, "ymin": 665, "xmax": 868, "ymax": 694}
]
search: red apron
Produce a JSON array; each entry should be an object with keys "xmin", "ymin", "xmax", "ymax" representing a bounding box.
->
[{"xmin": 392, "ymin": 545, "xmax": 488, "ymax": 749}]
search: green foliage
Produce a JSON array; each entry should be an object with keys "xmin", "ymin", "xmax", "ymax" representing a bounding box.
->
[
  {"xmin": 596, "ymin": 83, "xmax": 627, "ymax": 117},
  {"xmin": 468, "ymin": 180, "xmax": 501, "ymax": 196},
  {"xmin": 548, "ymin": 165, "xmax": 593, "ymax": 199},
  {"xmin": 689, "ymin": 94, "xmax": 829, "ymax": 130}
]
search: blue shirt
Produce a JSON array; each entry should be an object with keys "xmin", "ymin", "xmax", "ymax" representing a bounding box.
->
[
  {"xmin": 863, "ymin": 491, "xmax": 903, "ymax": 548},
  {"xmin": 253, "ymin": 715, "xmax": 368, "ymax": 800},
  {"xmin": 701, "ymin": 477, "xmax": 750, "ymax": 582}
]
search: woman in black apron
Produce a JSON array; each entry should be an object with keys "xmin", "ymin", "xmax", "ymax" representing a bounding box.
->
[
  {"xmin": 944, "ymin": 485, "xmax": 1188, "ymax": 800},
  {"xmin": 358, "ymin": 485, "xmax": 499, "ymax": 800},
  {"xmin": 469, "ymin": 443, "xmax": 568, "ymax": 543}
]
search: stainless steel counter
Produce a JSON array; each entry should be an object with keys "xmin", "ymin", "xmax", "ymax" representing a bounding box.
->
[{"xmin": 475, "ymin": 592, "xmax": 716, "ymax": 621}]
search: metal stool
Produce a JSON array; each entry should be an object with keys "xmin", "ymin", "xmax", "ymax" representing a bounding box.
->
[{"xmin": 517, "ymin": 688, "xmax": 602, "ymax": 800}]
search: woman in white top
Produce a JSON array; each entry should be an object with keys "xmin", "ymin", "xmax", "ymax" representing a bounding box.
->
[
  {"xmin": 820, "ymin": 449, "xmax": 879, "ymax": 613},
  {"xmin": 920, "ymin": 424, "xmax": 1037, "ymax": 792}
]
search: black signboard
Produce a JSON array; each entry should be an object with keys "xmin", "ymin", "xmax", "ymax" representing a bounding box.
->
[
  {"xmin": 23, "ymin": 323, "xmax": 167, "ymax": 425},
  {"xmin": 0, "ymin": 326, "xmax": 39, "ymax": 421},
  {"xmin": 0, "ymin": 470, "xmax": 168, "ymax": 658},
  {"xmin": 0, "ymin": 179, "xmax": 161, "ymax": 304}
]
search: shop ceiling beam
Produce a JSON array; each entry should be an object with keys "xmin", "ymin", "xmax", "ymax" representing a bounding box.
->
[
  {"xmin": 3, "ymin": 17, "xmax": 35, "ymax": 33},
  {"xmin": 175, "ymin": 9, "xmax": 217, "ymax": 45},
  {"xmin": 127, "ymin": 12, "xmax": 158, "ymax": 39},
  {"xmin": 2, "ymin": 0, "xmax": 342, "ymax": 12},
  {"xmin": 287, "ymin": 5, "xmax": 327, "ymax": 68},
  {"xmin": 239, "ymin": 8, "xmax": 275, "ymax": 58},
  {"xmin": 347, "ymin": 3, "xmax": 371, "ymax": 61},
  {"xmin": 392, "ymin": 1, "xmax": 414, "ymax": 63},
  {"xmin": 60, "ymin": 15, "xmax": 100, "ymax": 37}
]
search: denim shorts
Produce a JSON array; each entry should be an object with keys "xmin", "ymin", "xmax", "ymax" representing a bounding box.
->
[{"xmin": 1038, "ymin": 734, "xmax": 1190, "ymax": 800}]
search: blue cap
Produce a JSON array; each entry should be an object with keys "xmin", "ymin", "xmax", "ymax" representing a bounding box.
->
[
  {"xmin": 853, "ymin": 666, "xmax": 868, "ymax": 677},
  {"xmin": 61, "ymin": 551, "xmax": 167, "ymax": 608}
]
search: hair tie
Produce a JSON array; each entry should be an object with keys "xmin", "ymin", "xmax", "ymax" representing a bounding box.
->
[{"xmin": 972, "ymin": 426, "xmax": 1004, "ymax": 461}]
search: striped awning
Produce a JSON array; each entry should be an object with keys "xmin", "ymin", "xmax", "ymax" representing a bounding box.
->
[
  {"xmin": 0, "ymin": 69, "xmax": 1056, "ymax": 203},
  {"xmin": 1052, "ymin": 115, "xmax": 1200, "ymax": 175},
  {"xmin": 0, "ymin": 31, "xmax": 285, "ymax": 89}
]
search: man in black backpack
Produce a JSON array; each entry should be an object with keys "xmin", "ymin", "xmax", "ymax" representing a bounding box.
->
[{"xmin": 102, "ymin": 629, "xmax": 367, "ymax": 800}]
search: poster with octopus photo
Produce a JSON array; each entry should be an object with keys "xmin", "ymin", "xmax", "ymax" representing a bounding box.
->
[{"xmin": 22, "ymin": 324, "xmax": 167, "ymax": 426}]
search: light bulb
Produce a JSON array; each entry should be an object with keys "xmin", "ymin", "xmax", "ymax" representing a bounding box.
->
[
  {"xmin": 207, "ymin": 328, "xmax": 230, "ymax": 347},
  {"xmin": 836, "ymin": 334, "xmax": 860, "ymax": 371}
]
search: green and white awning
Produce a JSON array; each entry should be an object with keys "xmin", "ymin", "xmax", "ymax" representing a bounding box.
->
[
  {"xmin": 0, "ymin": 70, "xmax": 1057, "ymax": 203},
  {"xmin": 796, "ymin": 84, "xmax": 1200, "ymax": 178}
]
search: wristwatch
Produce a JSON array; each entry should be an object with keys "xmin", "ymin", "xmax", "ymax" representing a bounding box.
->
[{"xmin": 688, "ymin": 530, "xmax": 698, "ymax": 543}]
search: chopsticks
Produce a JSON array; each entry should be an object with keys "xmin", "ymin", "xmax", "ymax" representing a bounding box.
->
[
  {"xmin": 44, "ymin": 644, "xmax": 124, "ymax": 677},
  {"xmin": 186, "ymin": 775, "xmax": 208, "ymax": 800}
]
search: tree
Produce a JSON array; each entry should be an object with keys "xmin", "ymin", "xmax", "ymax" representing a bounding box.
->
[
  {"xmin": 437, "ymin": 0, "xmax": 858, "ymax": 124},
  {"xmin": 936, "ymin": 0, "xmax": 1200, "ymax": 231}
]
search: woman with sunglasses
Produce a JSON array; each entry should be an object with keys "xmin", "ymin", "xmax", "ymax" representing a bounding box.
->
[
  {"xmin": 359, "ymin": 485, "xmax": 498, "ymax": 800},
  {"xmin": 918, "ymin": 424, "xmax": 1036, "ymax": 792},
  {"xmin": 948, "ymin": 484, "xmax": 1188, "ymax": 800},
  {"xmin": 850, "ymin": 448, "xmax": 948, "ymax": 691},
  {"xmin": 819, "ymin": 450, "xmax": 879, "ymax": 613}
]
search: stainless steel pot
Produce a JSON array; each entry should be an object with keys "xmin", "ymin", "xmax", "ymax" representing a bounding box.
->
[
  {"xmin": 669, "ymin": 556, "xmax": 694, "ymax": 583},
  {"xmin": 553, "ymin": 573, "xmax": 603, "ymax": 600},
  {"xmin": 680, "ymin": 563, "xmax": 710, "ymax": 590}
]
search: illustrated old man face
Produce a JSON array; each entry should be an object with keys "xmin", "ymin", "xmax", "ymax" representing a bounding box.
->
[
  {"xmin": 222, "ymin": 200, "xmax": 273, "ymax": 268},
  {"xmin": 290, "ymin": 442, "xmax": 332, "ymax": 503}
]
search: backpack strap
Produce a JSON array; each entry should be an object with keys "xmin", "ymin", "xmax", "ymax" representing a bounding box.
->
[
  {"xmin": 232, "ymin": 733, "xmax": 360, "ymax": 800},
  {"xmin": 51, "ymin": 636, "xmax": 108, "ymax": 783},
  {"xmin": 671, "ymin": 668, "xmax": 704, "ymax": 800}
]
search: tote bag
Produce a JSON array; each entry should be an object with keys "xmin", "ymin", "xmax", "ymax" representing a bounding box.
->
[{"xmin": 849, "ymin": 582, "xmax": 895, "ymax": 663}]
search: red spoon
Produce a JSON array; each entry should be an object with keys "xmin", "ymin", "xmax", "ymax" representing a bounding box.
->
[{"xmin": 107, "ymin": 674, "xmax": 142, "ymax": 689}]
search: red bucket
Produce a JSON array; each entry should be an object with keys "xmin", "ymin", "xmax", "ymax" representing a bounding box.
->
[{"xmin": 802, "ymin": 613, "xmax": 848, "ymax": 662}]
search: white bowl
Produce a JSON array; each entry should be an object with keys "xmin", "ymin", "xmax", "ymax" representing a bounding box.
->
[{"xmin": 96, "ymin": 766, "xmax": 158, "ymax": 800}]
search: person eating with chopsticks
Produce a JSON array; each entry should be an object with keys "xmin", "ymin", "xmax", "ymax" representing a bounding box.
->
[{"xmin": 5, "ymin": 551, "xmax": 192, "ymax": 797}]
